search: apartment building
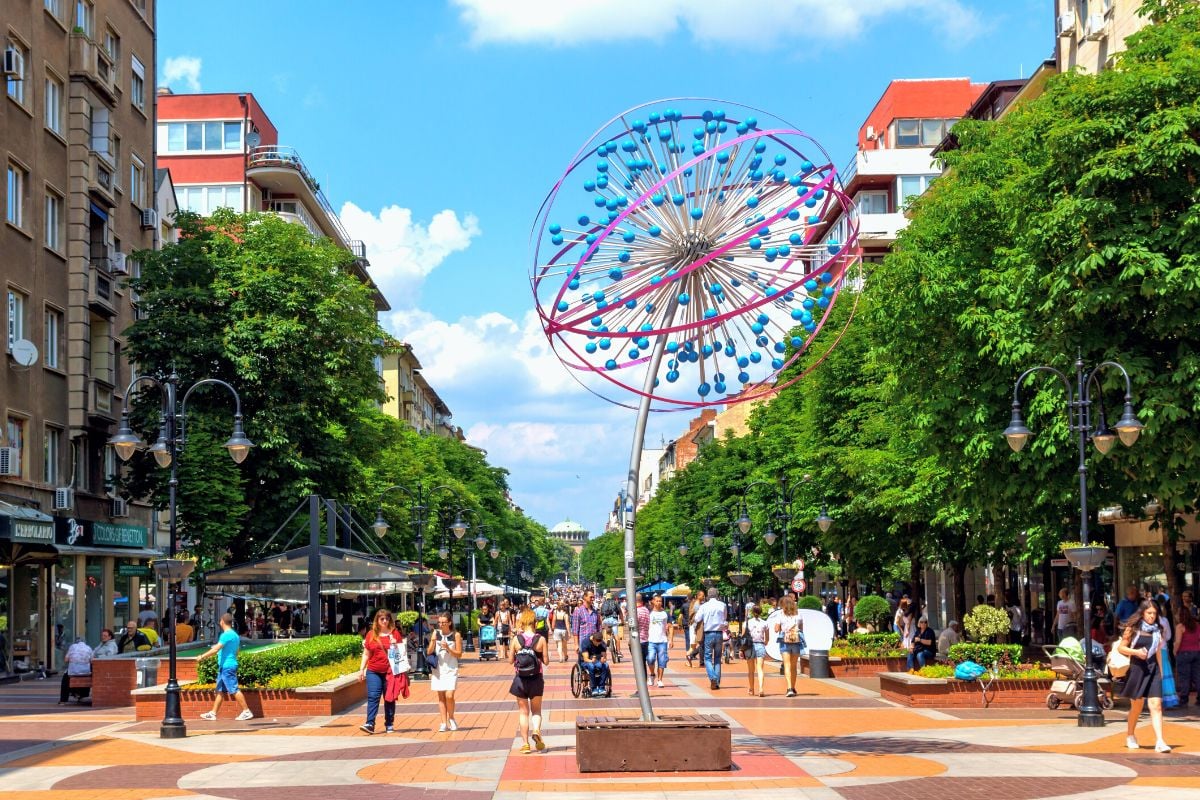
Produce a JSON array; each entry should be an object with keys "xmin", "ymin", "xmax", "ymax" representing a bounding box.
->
[
  {"xmin": 379, "ymin": 344, "xmax": 462, "ymax": 440},
  {"xmin": 2, "ymin": 0, "xmax": 161, "ymax": 674},
  {"xmin": 154, "ymin": 89, "xmax": 388, "ymax": 310},
  {"xmin": 1055, "ymin": 0, "xmax": 1149, "ymax": 73}
]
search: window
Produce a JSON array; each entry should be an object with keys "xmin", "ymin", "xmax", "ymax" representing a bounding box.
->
[
  {"xmin": 855, "ymin": 191, "xmax": 888, "ymax": 215},
  {"xmin": 45, "ymin": 0, "xmax": 63, "ymax": 18},
  {"xmin": 6, "ymin": 416, "xmax": 26, "ymax": 478},
  {"xmin": 44, "ymin": 307, "xmax": 61, "ymax": 369},
  {"xmin": 89, "ymin": 104, "xmax": 110, "ymax": 157},
  {"xmin": 102, "ymin": 29, "xmax": 119, "ymax": 68},
  {"xmin": 895, "ymin": 118, "xmax": 919, "ymax": 147},
  {"xmin": 7, "ymin": 162, "xmax": 28, "ymax": 228},
  {"xmin": 6, "ymin": 38, "xmax": 28, "ymax": 105},
  {"xmin": 74, "ymin": 435, "xmax": 89, "ymax": 492},
  {"xmin": 180, "ymin": 185, "xmax": 244, "ymax": 215},
  {"xmin": 129, "ymin": 154, "xmax": 144, "ymax": 206},
  {"xmin": 45, "ymin": 190, "xmax": 63, "ymax": 251},
  {"xmin": 130, "ymin": 56, "xmax": 144, "ymax": 111},
  {"xmin": 6, "ymin": 289, "xmax": 26, "ymax": 350},
  {"xmin": 110, "ymin": 133, "xmax": 120, "ymax": 187},
  {"xmin": 161, "ymin": 121, "xmax": 243, "ymax": 153},
  {"xmin": 44, "ymin": 72, "xmax": 64, "ymax": 134},
  {"xmin": 897, "ymin": 174, "xmax": 938, "ymax": 207},
  {"xmin": 43, "ymin": 427, "xmax": 61, "ymax": 484},
  {"xmin": 894, "ymin": 118, "xmax": 958, "ymax": 148},
  {"xmin": 74, "ymin": 0, "xmax": 94, "ymax": 37}
]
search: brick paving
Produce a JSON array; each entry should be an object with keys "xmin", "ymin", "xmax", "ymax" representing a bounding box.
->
[{"xmin": 1, "ymin": 648, "xmax": 1199, "ymax": 799}]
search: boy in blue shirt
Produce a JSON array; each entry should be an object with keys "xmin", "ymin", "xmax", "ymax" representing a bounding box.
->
[{"xmin": 198, "ymin": 612, "xmax": 253, "ymax": 721}]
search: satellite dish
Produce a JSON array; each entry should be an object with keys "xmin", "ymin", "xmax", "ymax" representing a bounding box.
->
[
  {"xmin": 246, "ymin": 130, "xmax": 261, "ymax": 150},
  {"xmin": 10, "ymin": 339, "xmax": 38, "ymax": 367}
]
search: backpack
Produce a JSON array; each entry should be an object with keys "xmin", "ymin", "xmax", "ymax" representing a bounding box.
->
[
  {"xmin": 515, "ymin": 633, "xmax": 541, "ymax": 677},
  {"xmin": 600, "ymin": 598, "xmax": 618, "ymax": 618},
  {"xmin": 534, "ymin": 605, "xmax": 550, "ymax": 634}
]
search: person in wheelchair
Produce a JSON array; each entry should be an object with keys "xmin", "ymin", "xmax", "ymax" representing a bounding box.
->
[{"xmin": 580, "ymin": 631, "xmax": 611, "ymax": 697}]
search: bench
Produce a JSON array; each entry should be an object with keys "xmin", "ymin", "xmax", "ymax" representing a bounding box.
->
[{"xmin": 68, "ymin": 675, "xmax": 93, "ymax": 689}]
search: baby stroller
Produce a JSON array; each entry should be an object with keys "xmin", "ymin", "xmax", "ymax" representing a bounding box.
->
[
  {"xmin": 478, "ymin": 624, "xmax": 498, "ymax": 661},
  {"xmin": 1042, "ymin": 641, "xmax": 1113, "ymax": 710}
]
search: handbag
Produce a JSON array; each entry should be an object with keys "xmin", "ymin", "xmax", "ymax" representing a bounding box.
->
[
  {"xmin": 388, "ymin": 640, "xmax": 410, "ymax": 675},
  {"xmin": 426, "ymin": 632, "xmax": 439, "ymax": 671},
  {"xmin": 1106, "ymin": 645, "xmax": 1129, "ymax": 678}
]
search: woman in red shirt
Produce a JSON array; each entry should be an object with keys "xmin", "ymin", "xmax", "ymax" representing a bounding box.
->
[
  {"xmin": 1174, "ymin": 604, "xmax": 1200, "ymax": 707},
  {"xmin": 358, "ymin": 609, "xmax": 400, "ymax": 734}
]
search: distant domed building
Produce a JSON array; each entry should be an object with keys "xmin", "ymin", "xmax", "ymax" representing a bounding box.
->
[{"xmin": 550, "ymin": 519, "xmax": 589, "ymax": 553}]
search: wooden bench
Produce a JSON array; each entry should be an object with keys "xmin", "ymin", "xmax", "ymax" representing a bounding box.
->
[{"xmin": 576, "ymin": 713, "xmax": 731, "ymax": 772}]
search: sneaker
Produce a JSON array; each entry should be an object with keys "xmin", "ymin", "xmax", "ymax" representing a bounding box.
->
[
  {"xmin": 787, "ymin": 689, "xmax": 797, "ymax": 698},
  {"xmin": 656, "ymin": 680, "xmax": 664, "ymax": 688},
  {"xmin": 532, "ymin": 730, "xmax": 545, "ymax": 751},
  {"xmin": 236, "ymin": 710, "xmax": 254, "ymax": 721},
  {"xmin": 1156, "ymin": 740, "xmax": 1171, "ymax": 753},
  {"xmin": 200, "ymin": 711, "xmax": 217, "ymax": 721},
  {"xmin": 360, "ymin": 723, "xmax": 375, "ymax": 735},
  {"xmin": 520, "ymin": 743, "xmax": 532, "ymax": 754},
  {"xmin": 1126, "ymin": 736, "xmax": 1139, "ymax": 750},
  {"xmin": 448, "ymin": 719, "xmax": 458, "ymax": 731},
  {"xmin": 438, "ymin": 723, "xmax": 447, "ymax": 733},
  {"xmin": 385, "ymin": 726, "xmax": 394, "ymax": 734}
]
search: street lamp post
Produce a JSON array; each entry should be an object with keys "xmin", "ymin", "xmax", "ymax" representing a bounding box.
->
[
  {"xmin": 109, "ymin": 373, "xmax": 253, "ymax": 740},
  {"xmin": 740, "ymin": 475, "xmax": 833, "ymax": 589},
  {"xmin": 371, "ymin": 482, "xmax": 462, "ymax": 677},
  {"xmin": 1002, "ymin": 352, "xmax": 1144, "ymax": 728}
]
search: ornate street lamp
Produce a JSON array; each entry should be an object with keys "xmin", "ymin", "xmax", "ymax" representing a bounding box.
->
[
  {"xmin": 1003, "ymin": 352, "xmax": 1144, "ymax": 728},
  {"xmin": 110, "ymin": 373, "xmax": 252, "ymax": 740}
]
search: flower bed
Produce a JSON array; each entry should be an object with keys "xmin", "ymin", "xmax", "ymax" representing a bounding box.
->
[
  {"xmin": 194, "ymin": 634, "xmax": 361, "ymax": 687},
  {"xmin": 880, "ymin": 671, "xmax": 1054, "ymax": 708}
]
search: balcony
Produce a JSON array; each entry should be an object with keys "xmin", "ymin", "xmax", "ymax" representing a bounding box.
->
[
  {"xmin": 840, "ymin": 148, "xmax": 942, "ymax": 190},
  {"xmin": 68, "ymin": 34, "xmax": 118, "ymax": 103},
  {"xmin": 856, "ymin": 212, "xmax": 909, "ymax": 246},
  {"xmin": 247, "ymin": 146, "xmax": 351, "ymax": 245},
  {"xmin": 88, "ymin": 260, "xmax": 116, "ymax": 316},
  {"xmin": 89, "ymin": 378, "xmax": 116, "ymax": 424},
  {"xmin": 87, "ymin": 151, "xmax": 116, "ymax": 207}
]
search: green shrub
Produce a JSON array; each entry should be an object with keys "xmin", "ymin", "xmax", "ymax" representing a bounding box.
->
[
  {"xmin": 847, "ymin": 632, "xmax": 901, "ymax": 649},
  {"xmin": 195, "ymin": 635, "xmax": 362, "ymax": 687},
  {"xmin": 962, "ymin": 604, "xmax": 1010, "ymax": 642},
  {"xmin": 396, "ymin": 611, "xmax": 420, "ymax": 629},
  {"xmin": 798, "ymin": 595, "xmax": 823, "ymax": 610},
  {"xmin": 947, "ymin": 642, "xmax": 1023, "ymax": 667},
  {"xmin": 854, "ymin": 595, "xmax": 892, "ymax": 631},
  {"xmin": 832, "ymin": 632, "xmax": 907, "ymax": 658},
  {"xmin": 917, "ymin": 664, "xmax": 956, "ymax": 678},
  {"xmin": 266, "ymin": 654, "xmax": 360, "ymax": 689}
]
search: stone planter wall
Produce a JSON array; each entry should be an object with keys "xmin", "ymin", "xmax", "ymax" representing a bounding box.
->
[
  {"xmin": 91, "ymin": 655, "xmax": 202, "ymax": 707},
  {"xmin": 879, "ymin": 671, "xmax": 1053, "ymax": 708},
  {"xmin": 802, "ymin": 655, "xmax": 908, "ymax": 678},
  {"xmin": 131, "ymin": 672, "xmax": 364, "ymax": 720}
]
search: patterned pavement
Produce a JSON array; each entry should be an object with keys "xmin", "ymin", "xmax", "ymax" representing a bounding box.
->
[{"xmin": 1, "ymin": 649, "xmax": 1199, "ymax": 800}]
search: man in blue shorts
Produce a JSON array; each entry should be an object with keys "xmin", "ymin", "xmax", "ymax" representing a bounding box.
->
[{"xmin": 197, "ymin": 612, "xmax": 253, "ymax": 721}]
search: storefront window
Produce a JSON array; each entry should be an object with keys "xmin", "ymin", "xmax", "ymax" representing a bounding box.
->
[
  {"xmin": 12, "ymin": 565, "xmax": 40, "ymax": 671},
  {"xmin": 112, "ymin": 559, "xmax": 132, "ymax": 629},
  {"xmin": 1120, "ymin": 545, "xmax": 1168, "ymax": 595},
  {"xmin": 84, "ymin": 558, "xmax": 104, "ymax": 644},
  {"xmin": 53, "ymin": 556, "xmax": 76, "ymax": 671}
]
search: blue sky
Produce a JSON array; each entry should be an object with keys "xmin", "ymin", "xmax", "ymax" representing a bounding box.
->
[{"xmin": 158, "ymin": 0, "xmax": 1052, "ymax": 537}]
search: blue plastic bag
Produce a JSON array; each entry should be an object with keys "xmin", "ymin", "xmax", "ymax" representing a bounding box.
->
[
  {"xmin": 1163, "ymin": 653, "xmax": 1179, "ymax": 708},
  {"xmin": 954, "ymin": 660, "xmax": 986, "ymax": 680}
]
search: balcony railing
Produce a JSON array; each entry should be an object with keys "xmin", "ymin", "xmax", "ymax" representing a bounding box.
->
[{"xmin": 247, "ymin": 145, "xmax": 353, "ymax": 247}]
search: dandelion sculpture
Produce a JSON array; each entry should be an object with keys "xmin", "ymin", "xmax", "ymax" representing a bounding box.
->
[{"xmin": 532, "ymin": 100, "xmax": 860, "ymax": 719}]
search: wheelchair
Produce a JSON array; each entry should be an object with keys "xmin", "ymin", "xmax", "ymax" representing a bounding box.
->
[{"xmin": 570, "ymin": 659, "xmax": 612, "ymax": 698}]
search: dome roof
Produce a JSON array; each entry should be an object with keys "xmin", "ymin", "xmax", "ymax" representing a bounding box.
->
[{"xmin": 551, "ymin": 519, "xmax": 587, "ymax": 534}]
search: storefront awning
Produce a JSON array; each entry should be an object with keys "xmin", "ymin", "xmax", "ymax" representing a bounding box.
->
[
  {"xmin": 203, "ymin": 545, "xmax": 412, "ymax": 588},
  {"xmin": 0, "ymin": 502, "xmax": 57, "ymax": 565},
  {"xmin": 55, "ymin": 545, "xmax": 164, "ymax": 559}
]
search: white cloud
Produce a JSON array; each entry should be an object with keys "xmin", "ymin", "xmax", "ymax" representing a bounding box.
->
[
  {"xmin": 451, "ymin": 0, "xmax": 984, "ymax": 47},
  {"xmin": 467, "ymin": 421, "xmax": 613, "ymax": 465},
  {"xmin": 162, "ymin": 56, "xmax": 202, "ymax": 92},
  {"xmin": 340, "ymin": 203, "xmax": 481, "ymax": 306}
]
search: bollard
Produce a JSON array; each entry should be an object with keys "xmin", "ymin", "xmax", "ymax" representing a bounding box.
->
[{"xmin": 808, "ymin": 649, "xmax": 831, "ymax": 679}]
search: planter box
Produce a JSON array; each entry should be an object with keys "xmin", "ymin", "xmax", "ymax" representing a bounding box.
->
[
  {"xmin": 131, "ymin": 672, "xmax": 364, "ymax": 720},
  {"xmin": 92, "ymin": 655, "xmax": 201, "ymax": 707},
  {"xmin": 804, "ymin": 655, "xmax": 908, "ymax": 678},
  {"xmin": 879, "ymin": 671, "xmax": 1053, "ymax": 708},
  {"xmin": 576, "ymin": 714, "xmax": 731, "ymax": 773}
]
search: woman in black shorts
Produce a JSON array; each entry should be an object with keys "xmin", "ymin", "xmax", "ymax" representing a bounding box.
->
[
  {"xmin": 1118, "ymin": 599, "xmax": 1170, "ymax": 752},
  {"xmin": 509, "ymin": 608, "xmax": 548, "ymax": 754}
]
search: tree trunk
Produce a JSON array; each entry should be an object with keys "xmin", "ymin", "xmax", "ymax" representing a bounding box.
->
[
  {"xmin": 1163, "ymin": 525, "xmax": 1181, "ymax": 618},
  {"xmin": 952, "ymin": 561, "xmax": 968, "ymax": 622},
  {"xmin": 910, "ymin": 556, "xmax": 925, "ymax": 615}
]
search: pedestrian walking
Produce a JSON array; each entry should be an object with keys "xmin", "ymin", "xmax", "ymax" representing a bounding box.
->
[
  {"xmin": 646, "ymin": 595, "xmax": 671, "ymax": 688},
  {"xmin": 427, "ymin": 611, "xmax": 463, "ymax": 732},
  {"xmin": 774, "ymin": 596, "xmax": 803, "ymax": 697},
  {"xmin": 1175, "ymin": 603, "xmax": 1200, "ymax": 706},
  {"xmin": 198, "ymin": 613, "xmax": 253, "ymax": 721},
  {"xmin": 571, "ymin": 589, "xmax": 599, "ymax": 647},
  {"xmin": 745, "ymin": 604, "xmax": 769, "ymax": 697},
  {"xmin": 1056, "ymin": 588, "xmax": 1078, "ymax": 642},
  {"xmin": 552, "ymin": 601, "xmax": 570, "ymax": 662},
  {"xmin": 686, "ymin": 589, "xmax": 705, "ymax": 666},
  {"xmin": 633, "ymin": 593, "xmax": 651, "ymax": 681},
  {"xmin": 358, "ymin": 609, "xmax": 402, "ymax": 734},
  {"xmin": 1118, "ymin": 599, "xmax": 1170, "ymax": 752},
  {"xmin": 510, "ymin": 609, "xmax": 549, "ymax": 754},
  {"xmin": 496, "ymin": 599, "xmax": 514, "ymax": 661},
  {"xmin": 697, "ymin": 588, "xmax": 727, "ymax": 690}
]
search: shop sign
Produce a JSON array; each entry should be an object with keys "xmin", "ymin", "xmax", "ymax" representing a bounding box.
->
[
  {"xmin": 54, "ymin": 517, "xmax": 148, "ymax": 548},
  {"xmin": 118, "ymin": 564, "xmax": 152, "ymax": 577},
  {"xmin": 5, "ymin": 519, "xmax": 54, "ymax": 543}
]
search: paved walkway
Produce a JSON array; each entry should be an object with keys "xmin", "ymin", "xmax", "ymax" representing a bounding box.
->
[{"xmin": 2, "ymin": 651, "xmax": 1199, "ymax": 799}]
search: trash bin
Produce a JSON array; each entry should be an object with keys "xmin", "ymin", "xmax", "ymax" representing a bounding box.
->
[
  {"xmin": 808, "ymin": 649, "xmax": 831, "ymax": 679},
  {"xmin": 135, "ymin": 658, "xmax": 159, "ymax": 688}
]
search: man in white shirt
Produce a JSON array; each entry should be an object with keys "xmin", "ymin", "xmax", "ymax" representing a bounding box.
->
[
  {"xmin": 58, "ymin": 637, "xmax": 93, "ymax": 704},
  {"xmin": 646, "ymin": 595, "xmax": 672, "ymax": 688},
  {"xmin": 937, "ymin": 620, "xmax": 961, "ymax": 661},
  {"xmin": 697, "ymin": 588, "xmax": 728, "ymax": 690}
]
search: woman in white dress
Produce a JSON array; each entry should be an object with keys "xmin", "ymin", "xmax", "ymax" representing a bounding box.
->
[{"xmin": 427, "ymin": 611, "xmax": 463, "ymax": 732}]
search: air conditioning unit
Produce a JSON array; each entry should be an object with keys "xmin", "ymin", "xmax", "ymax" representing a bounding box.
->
[
  {"xmin": 1085, "ymin": 13, "xmax": 1107, "ymax": 41},
  {"xmin": 0, "ymin": 447, "xmax": 20, "ymax": 477},
  {"xmin": 140, "ymin": 208, "xmax": 157, "ymax": 230},
  {"xmin": 111, "ymin": 497, "xmax": 128, "ymax": 518},
  {"xmin": 110, "ymin": 251, "xmax": 128, "ymax": 274},
  {"xmin": 53, "ymin": 487, "xmax": 73, "ymax": 511},
  {"xmin": 3, "ymin": 48, "xmax": 21, "ymax": 78},
  {"xmin": 1056, "ymin": 11, "xmax": 1077, "ymax": 37}
]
